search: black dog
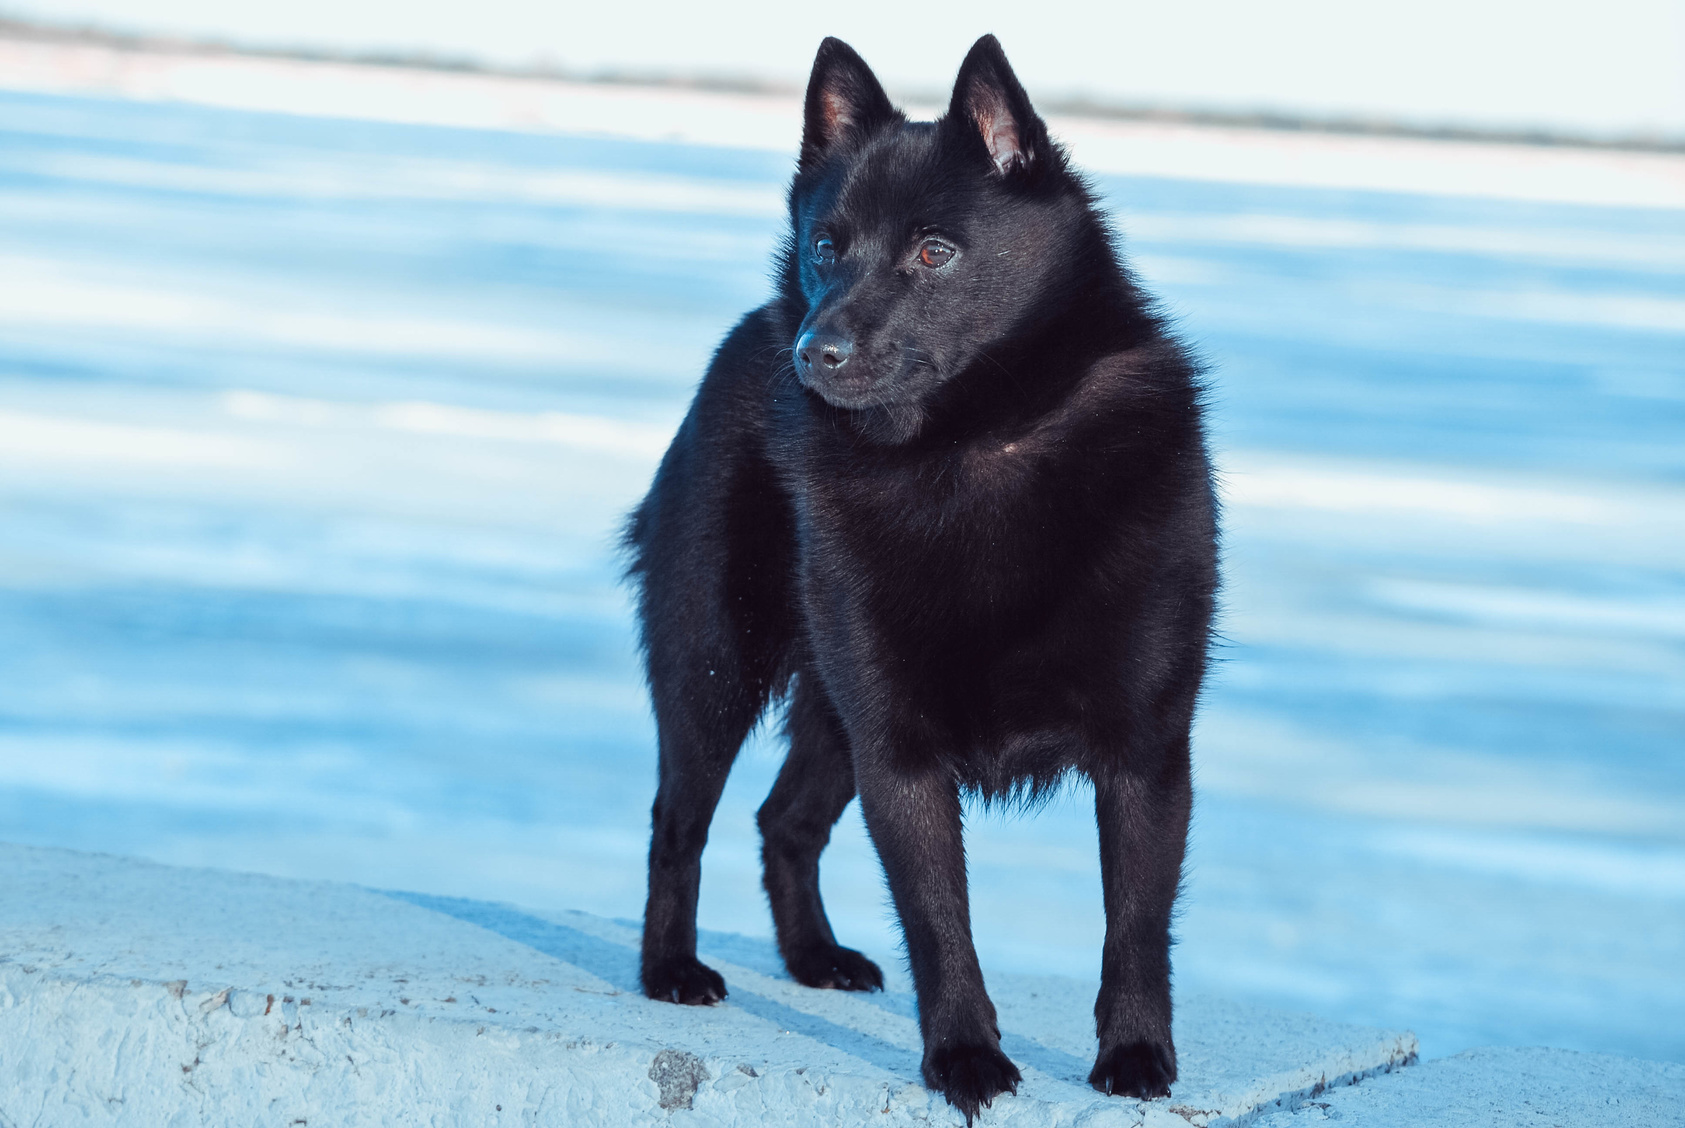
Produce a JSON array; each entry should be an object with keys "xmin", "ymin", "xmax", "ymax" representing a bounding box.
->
[{"xmin": 625, "ymin": 35, "xmax": 1217, "ymax": 1122}]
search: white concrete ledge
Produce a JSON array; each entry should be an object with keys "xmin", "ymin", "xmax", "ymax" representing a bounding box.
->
[
  {"xmin": 0, "ymin": 844, "xmax": 1421, "ymax": 1126},
  {"xmin": 1255, "ymin": 1046, "xmax": 1685, "ymax": 1127}
]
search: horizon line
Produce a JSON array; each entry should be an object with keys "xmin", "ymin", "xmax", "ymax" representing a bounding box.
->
[{"xmin": 3, "ymin": 14, "xmax": 1682, "ymax": 156}]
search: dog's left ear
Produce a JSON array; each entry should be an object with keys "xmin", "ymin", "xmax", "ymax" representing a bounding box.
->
[{"xmin": 945, "ymin": 35, "xmax": 1052, "ymax": 178}]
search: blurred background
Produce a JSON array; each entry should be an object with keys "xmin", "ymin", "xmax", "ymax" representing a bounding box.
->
[{"xmin": 0, "ymin": 0, "xmax": 1681, "ymax": 1068}]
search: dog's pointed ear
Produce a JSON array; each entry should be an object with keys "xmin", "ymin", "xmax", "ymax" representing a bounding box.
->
[
  {"xmin": 800, "ymin": 38, "xmax": 899, "ymax": 172},
  {"xmin": 945, "ymin": 35, "xmax": 1052, "ymax": 178}
]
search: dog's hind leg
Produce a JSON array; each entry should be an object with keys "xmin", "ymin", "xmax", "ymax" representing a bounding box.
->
[
  {"xmin": 641, "ymin": 643, "xmax": 769, "ymax": 1005},
  {"xmin": 633, "ymin": 442, "xmax": 798, "ymax": 1004},
  {"xmin": 1088, "ymin": 736, "xmax": 1191, "ymax": 1099},
  {"xmin": 757, "ymin": 672, "xmax": 884, "ymax": 992},
  {"xmin": 628, "ymin": 309, "xmax": 801, "ymax": 1004}
]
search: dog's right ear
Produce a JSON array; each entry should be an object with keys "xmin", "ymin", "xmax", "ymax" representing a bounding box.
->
[{"xmin": 800, "ymin": 38, "xmax": 899, "ymax": 172}]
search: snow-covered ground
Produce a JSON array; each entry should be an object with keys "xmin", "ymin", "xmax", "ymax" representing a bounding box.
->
[{"xmin": 0, "ymin": 35, "xmax": 1682, "ymax": 1078}]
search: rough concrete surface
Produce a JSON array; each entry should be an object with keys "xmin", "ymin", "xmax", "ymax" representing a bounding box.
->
[
  {"xmin": 0, "ymin": 843, "xmax": 1418, "ymax": 1126},
  {"xmin": 1254, "ymin": 1046, "xmax": 1685, "ymax": 1127}
]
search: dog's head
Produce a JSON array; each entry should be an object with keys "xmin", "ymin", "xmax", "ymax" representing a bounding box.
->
[{"xmin": 784, "ymin": 36, "xmax": 1101, "ymax": 442}]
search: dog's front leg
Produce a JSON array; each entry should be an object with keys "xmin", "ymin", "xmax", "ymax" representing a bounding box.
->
[
  {"xmin": 1089, "ymin": 760, "xmax": 1190, "ymax": 1099},
  {"xmin": 854, "ymin": 757, "xmax": 1020, "ymax": 1125}
]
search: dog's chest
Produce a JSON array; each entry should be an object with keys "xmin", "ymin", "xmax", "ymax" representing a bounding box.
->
[
  {"xmin": 790, "ymin": 454, "xmax": 1095, "ymax": 668},
  {"xmin": 804, "ymin": 451, "xmax": 1044, "ymax": 584}
]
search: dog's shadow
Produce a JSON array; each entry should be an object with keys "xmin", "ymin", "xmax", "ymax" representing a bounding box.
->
[{"xmin": 389, "ymin": 891, "xmax": 1089, "ymax": 1085}]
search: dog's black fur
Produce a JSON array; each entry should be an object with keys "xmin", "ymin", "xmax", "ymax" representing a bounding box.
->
[{"xmin": 625, "ymin": 35, "xmax": 1217, "ymax": 1123}]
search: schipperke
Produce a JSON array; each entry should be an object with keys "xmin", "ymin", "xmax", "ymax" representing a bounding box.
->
[{"xmin": 625, "ymin": 35, "xmax": 1217, "ymax": 1122}]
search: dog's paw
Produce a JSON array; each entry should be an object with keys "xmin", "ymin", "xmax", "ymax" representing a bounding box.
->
[
  {"xmin": 1089, "ymin": 1039, "xmax": 1176, "ymax": 1099},
  {"xmin": 923, "ymin": 1041, "xmax": 1021, "ymax": 1126},
  {"xmin": 642, "ymin": 955, "xmax": 727, "ymax": 1006},
  {"xmin": 785, "ymin": 944, "xmax": 885, "ymax": 992}
]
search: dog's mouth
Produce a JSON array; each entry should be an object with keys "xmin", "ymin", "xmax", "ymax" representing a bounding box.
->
[
  {"xmin": 802, "ymin": 367, "xmax": 884, "ymax": 409},
  {"xmin": 798, "ymin": 350, "xmax": 936, "ymax": 411}
]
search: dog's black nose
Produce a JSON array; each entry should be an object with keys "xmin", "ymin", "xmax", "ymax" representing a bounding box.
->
[{"xmin": 796, "ymin": 331, "xmax": 853, "ymax": 375}]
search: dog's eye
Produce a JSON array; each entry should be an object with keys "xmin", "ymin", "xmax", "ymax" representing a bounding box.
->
[
  {"xmin": 918, "ymin": 240, "xmax": 954, "ymax": 269},
  {"xmin": 813, "ymin": 235, "xmax": 835, "ymax": 265}
]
